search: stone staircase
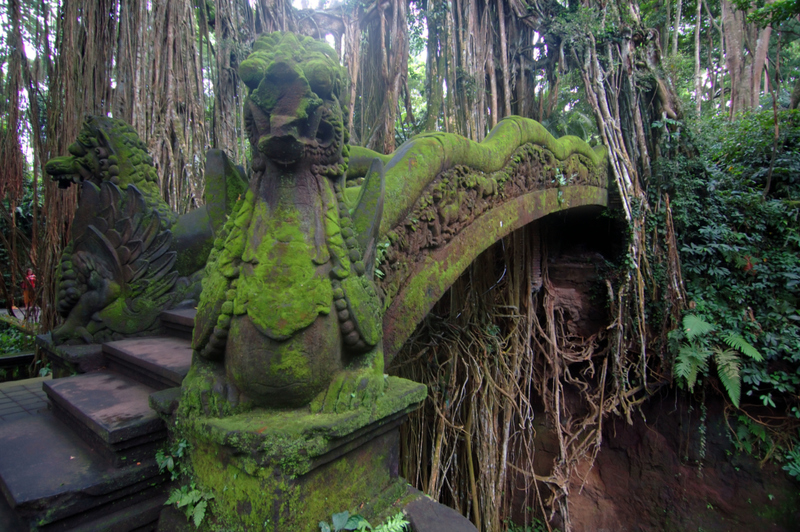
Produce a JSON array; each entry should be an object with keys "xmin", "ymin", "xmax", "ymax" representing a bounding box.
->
[{"xmin": 0, "ymin": 309, "xmax": 195, "ymax": 532}]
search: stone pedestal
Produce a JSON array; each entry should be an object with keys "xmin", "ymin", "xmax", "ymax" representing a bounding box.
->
[{"xmin": 179, "ymin": 376, "xmax": 426, "ymax": 531}]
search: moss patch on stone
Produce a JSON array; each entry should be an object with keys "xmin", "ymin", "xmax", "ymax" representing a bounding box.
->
[
  {"xmin": 379, "ymin": 115, "xmax": 608, "ymax": 236},
  {"xmin": 178, "ymin": 376, "xmax": 426, "ymax": 531}
]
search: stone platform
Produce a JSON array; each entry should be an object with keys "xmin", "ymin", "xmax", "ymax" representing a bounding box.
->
[
  {"xmin": 0, "ymin": 376, "xmax": 49, "ymax": 422},
  {"xmin": 181, "ymin": 377, "xmax": 428, "ymax": 531},
  {"xmin": 0, "ymin": 310, "xmax": 193, "ymax": 531},
  {"xmin": 1, "ymin": 308, "xmax": 479, "ymax": 532}
]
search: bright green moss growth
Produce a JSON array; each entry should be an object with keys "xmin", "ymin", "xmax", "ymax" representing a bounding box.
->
[
  {"xmin": 379, "ymin": 115, "xmax": 607, "ymax": 236},
  {"xmin": 180, "ymin": 377, "xmax": 426, "ymax": 531}
]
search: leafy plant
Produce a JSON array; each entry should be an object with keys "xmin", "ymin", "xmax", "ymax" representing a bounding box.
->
[
  {"xmin": 319, "ymin": 510, "xmax": 409, "ymax": 532},
  {"xmin": 165, "ymin": 482, "xmax": 215, "ymax": 528},
  {"xmin": 35, "ymin": 360, "xmax": 51, "ymax": 377},
  {"xmin": 157, "ymin": 440, "xmax": 213, "ymax": 528},
  {"xmin": 0, "ymin": 323, "xmax": 34, "ymax": 354},
  {"xmin": 673, "ymin": 314, "xmax": 763, "ymax": 407},
  {"xmin": 156, "ymin": 439, "xmax": 190, "ymax": 481},
  {"xmin": 782, "ymin": 444, "xmax": 800, "ymax": 480}
]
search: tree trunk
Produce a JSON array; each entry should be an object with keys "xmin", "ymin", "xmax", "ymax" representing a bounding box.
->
[
  {"xmin": 672, "ymin": 0, "xmax": 682, "ymax": 56},
  {"xmin": 423, "ymin": 0, "xmax": 445, "ymax": 132},
  {"xmin": 694, "ymin": 0, "xmax": 703, "ymax": 115},
  {"xmin": 722, "ymin": 0, "xmax": 772, "ymax": 115}
]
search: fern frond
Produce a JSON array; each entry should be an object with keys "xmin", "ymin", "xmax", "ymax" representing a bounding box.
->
[
  {"xmin": 722, "ymin": 333, "xmax": 763, "ymax": 361},
  {"xmin": 675, "ymin": 344, "xmax": 710, "ymax": 390},
  {"xmin": 683, "ymin": 314, "xmax": 715, "ymax": 340},
  {"xmin": 714, "ymin": 348, "xmax": 742, "ymax": 408}
]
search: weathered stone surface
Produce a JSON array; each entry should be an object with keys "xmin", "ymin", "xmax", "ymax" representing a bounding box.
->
[
  {"xmin": 36, "ymin": 333, "xmax": 104, "ymax": 377},
  {"xmin": 51, "ymin": 180, "xmax": 180, "ymax": 345},
  {"xmin": 182, "ymin": 376, "xmax": 426, "ymax": 531},
  {"xmin": 404, "ymin": 494, "xmax": 478, "ymax": 532},
  {"xmin": 185, "ymin": 31, "xmax": 387, "ymax": 415},
  {"xmin": 0, "ymin": 377, "xmax": 49, "ymax": 423},
  {"xmin": 202, "ymin": 149, "xmax": 249, "ymax": 237},
  {"xmin": 159, "ymin": 308, "xmax": 196, "ymax": 340},
  {"xmin": 149, "ymin": 387, "xmax": 182, "ymax": 418},
  {"xmin": 44, "ymin": 371, "xmax": 162, "ymax": 445},
  {"xmin": 104, "ymin": 336, "xmax": 192, "ymax": 389},
  {"xmin": 0, "ymin": 411, "xmax": 164, "ymax": 528},
  {"xmin": 44, "ymin": 371, "xmax": 165, "ymax": 467},
  {"xmin": 380, "ymin": 186, "xmax": 608, "ymax": 363},
  {"xmin": 159, "ymin": 308, "xmax": 196, "ymax": 329},
  {"xmin": 45, "ymin": 117, "xmax": 246, "ymax": 347}
]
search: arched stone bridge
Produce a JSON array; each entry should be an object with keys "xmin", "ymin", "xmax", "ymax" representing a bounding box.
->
[{"xmin": 348, "ymin": 116, "xmax": 609, "ymax": 364}]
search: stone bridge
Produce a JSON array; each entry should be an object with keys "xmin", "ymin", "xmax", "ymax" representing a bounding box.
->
[
  {"xmin": 366, "ymin": 116, "xmax": 608, "ymax": 362},
  {"xmin": 0, "ymin": 32, "xmax": 609, "ymax": 532}
]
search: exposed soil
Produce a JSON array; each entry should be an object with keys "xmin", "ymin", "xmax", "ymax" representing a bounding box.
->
[
  {"xmin": 536, "ymin": 239, "xmax": 799, "ymax": 532},
  {"xmin": 565, "ymin": 390, "xmax": 800, "ymax": 532}
]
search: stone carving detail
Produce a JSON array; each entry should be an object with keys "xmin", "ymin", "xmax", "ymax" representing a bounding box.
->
[
  {"xmin": 376, "ymin": 143, "xmax": 606, "ymax": 303},
  {"xmin": 186, "ymin": 32, "xmax": 386, "ymax": 414},
  {"xmin": 52, "ymin": 181, "xmax": 179, "ymax": 344},
  {"xmin": 46, "ymin": 116, "xmax": 177, "ymax": 227},
  {"xmin": 46, "ymin": 117, "xmax": 246, "ymax": 344}
]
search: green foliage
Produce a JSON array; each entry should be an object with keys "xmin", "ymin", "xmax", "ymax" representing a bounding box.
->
[
  {"xmin": 666, "ymin": 109, "xmax": 800, "ymax": 415},
  {"xmin": 732, "ymin": 0, "xmax": 800, "ymax": 27},
  {"xmin": 319, "ymin": 510, "xmax": 409, "ymax": 532},
  {"xmin": 165, "ymin": 483, "xmax": 215, "ymax": 528},
  {"xmin": 660, "ymin": 108, "xmax": 800, "ymax": 478},
  {"xmin": 673, "ymin": 315, "xmax": 762, "ymax": 407},
  {"xmin": 783, "ymin": 443, "xmax": 800, "ymax": 479},
  {"xmin": 0, "ymin": 323, "xmax": 33, "ymax": 353},
  {"xmin": 156, "ymin": 439, "xmax": 190, "ymax": 481},
  {"xmin": 158, "ymin": 440, "xmax": 214, "ymax": 528}
]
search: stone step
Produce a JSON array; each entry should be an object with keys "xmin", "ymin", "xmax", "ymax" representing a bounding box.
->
[
  {"xmin": 103, "ymin": 336, "xmax": 192, "ymax": 390},
  {"xmin": 43, "ymin": 371, "xmax": 166, "ymax": 468},
  {"xmin": 159, "ymin": 308, "xmax": 196, "ymax": 341},
  {"xmin": 0, "ymin": 411, "xmax": 167, "ymax": 531},
  {"xmin": 35, "ymin": 333, "xmax": 104, "ymax": 378}
]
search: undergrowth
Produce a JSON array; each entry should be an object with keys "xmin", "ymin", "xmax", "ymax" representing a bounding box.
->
[
  {"xmin": 157, "ymin": 439, "xmax": 214, "ymax": 528},
  {"xmin": 658, "ymin": 108, "xmax": 800, "ymax": 478}
]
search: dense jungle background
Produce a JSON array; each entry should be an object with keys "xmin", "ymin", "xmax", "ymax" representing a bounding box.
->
[{"xmin": 0, "ymin": 0, "xmax": 798, "ymax": 530}]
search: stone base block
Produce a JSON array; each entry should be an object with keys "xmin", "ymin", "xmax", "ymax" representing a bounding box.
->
[{"xmin": 180, "ymin": 376, "xmax": 426, "ymax": 531}]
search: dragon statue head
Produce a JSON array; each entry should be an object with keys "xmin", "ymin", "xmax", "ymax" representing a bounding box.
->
[
  {"xmin": 239, "ymin": 32, "xmax": 348, "ymax": 170},
  {"xmin": 45, "ymin": 116, "xmax": 176, "ymax": 227},
  {"xmin": 46, "ymin": 117, "xmax": 190, "ymax": 344}
]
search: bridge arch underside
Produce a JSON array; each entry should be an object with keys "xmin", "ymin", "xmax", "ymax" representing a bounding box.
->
[{"xmin": 382, "ymin": 184, "xmax": 612, "ymax": 365}]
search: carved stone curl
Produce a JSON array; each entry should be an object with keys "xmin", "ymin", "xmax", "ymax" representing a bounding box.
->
[{"xmin": 46, "ymin": 116, "xmax": 247, "ymax": 344}]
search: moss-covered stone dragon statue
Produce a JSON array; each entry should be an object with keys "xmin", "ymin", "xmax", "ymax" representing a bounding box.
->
[
  {"xmin": 180, "ymin": 31, "xmax": 608, "ymax": 420},
  {"xmin": 184, "ymin": 32, "xmax": 387, "ymax": 415},
  {"xmin": 46, "ymin": 117, "xmax": 247, "ymax": 344}
]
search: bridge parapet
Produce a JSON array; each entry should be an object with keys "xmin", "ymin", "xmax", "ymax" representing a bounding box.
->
[{"xmin": 361, "ymin": 116, "xmax": 609, "ymax": 362}]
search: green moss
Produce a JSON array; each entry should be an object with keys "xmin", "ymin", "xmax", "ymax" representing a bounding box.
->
[
  {"xmin": 379, "ymin": 115, "xmax": 608, "ymax": 237},
  {"xmin": 177, "ymin": 376, "xmax": 426, "ymax": 531},
  {"xmin": 383, "ymin": 186, "xmax": 608, "ymax": 358},
  {"xmin": 235, "ymin": 195, "xmax": 332, "ymax": 339},
  {"xmin": 239, "ymin": 32, "xmax": 346, "ymax": 109}
]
